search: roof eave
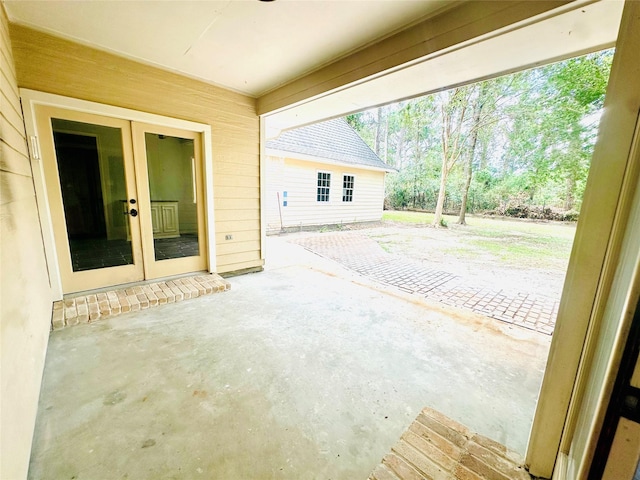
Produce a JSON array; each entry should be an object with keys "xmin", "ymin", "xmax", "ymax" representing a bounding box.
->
[{"xmin": 266, "ymin": 148, "xmax": 396, "ymax": 173}]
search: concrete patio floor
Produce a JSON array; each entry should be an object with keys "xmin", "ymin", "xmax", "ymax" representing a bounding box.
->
[{"xmin": 28, "ymin": 238, "xmax": 551, "ymax": 479}]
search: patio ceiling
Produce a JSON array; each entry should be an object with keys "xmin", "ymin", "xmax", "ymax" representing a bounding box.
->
[
  {"xmin": 262, "ymin": 0, "xmax": 623, "ymax": 135},
  {"xmin": 2, "ymin": 0, "xmax": 451, "ymax": 97},
  {"xmin": 4, "ymin": 1, "xmax": 623, "ymax": 134}
]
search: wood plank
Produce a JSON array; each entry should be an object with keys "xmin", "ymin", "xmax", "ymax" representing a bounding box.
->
[
  {"xmin": 214, "ymin": 162, "xmax": 259, "ymax": 177},
  {"xmin": 0, "ymin": 58, "xmax": 19, "ymax": 99},
  {"xmin": 214, "ymin": 152, "xmax": 260, "ymax": 166},
  {"xmin": 214, "ymin": 209, "xmax": 260, "ymax": 222},
  {"xmin": 1, "ymin": 89, "xmax": 25, "ymax": 135},
  {"xmin": 216, "ymin": 240, "xmax": 261, "ymax": 256},
  {"xmin": 216, "ymin": 250, "xmax": 261, "ymax": 267},
  {"xmin": 0, "ymin": 11, "xmax": 15, "ymax": 80},
  {"xmin": 214, "ymin": 174, "xmax": 259, "ymax": 188},
  {"xmin": 215, "ymin": 229, "xmax": 260, "ymax": 244},
  {"xmin": 1, "ymin": 116, "xmax": 27, "ymax": 155},
  {"xmin": 1, "ymin": 140, "xmax": 31, "ymax": 177},
  {"xmin": 213, "ymin": 186, "xmax": 260, "ymax": 200},
  {"xmin": 214, "ymin": 197, "xmax": 260, "ymax": 211},
  {"xmin": 0, "ymin": 169, "xmax": 36, "ymax": 206},
  {"xmin": 0, "ymin": 39, "xmax": 17, "ymax": 83},
  {"xmin": 215, "ymin": 219, "xmax": 261, "ymax": 233}
]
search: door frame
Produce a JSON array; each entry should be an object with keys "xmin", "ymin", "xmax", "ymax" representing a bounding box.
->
[
  {"xmin": 21, "ymin": 89, "xmax": 217, "ymax": 301},
  {"xmin": 525, "ymin": 2, "xmax": 640, "ymax": 477},
  {"xmin": 131, "ymin": 122, "xmax": 208, "ymax": 280},
  {"xmin": 35, "ymin": 106, "xmax": 146, "ymax": 293}
]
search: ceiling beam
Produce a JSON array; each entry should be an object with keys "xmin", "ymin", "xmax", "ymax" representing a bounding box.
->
[{"xmin": 256, "ymin": 0, "xmax": 571, "ymax": 117}]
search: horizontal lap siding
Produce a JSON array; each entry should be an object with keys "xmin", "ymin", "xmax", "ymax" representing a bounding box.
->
[
  {"xmin": 9, "ymin": 24, "xmax": 262, "ymax": 274},
  {"xmin": 268, "ymin": 157, "xmax": 385, "ymax": 231},
  {"xmin": 1, "ymin": 9, "xmax": 53, "ymax": 479}
]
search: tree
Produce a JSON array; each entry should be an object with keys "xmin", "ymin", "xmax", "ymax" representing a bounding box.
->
[
  {"xmin": 501, "ymin": 51, "xmax": 612, "ymax": 211},
  {"xmin": 345, "ymin": 49, "xmax": 613, "ymax": 218},
  {"xmin": 432, "ymin": 86, "xmax": 475, "ymax": 226},
  {"xmin": 458, "ymin": 81, "xmax": 494, "ymax": 224}
]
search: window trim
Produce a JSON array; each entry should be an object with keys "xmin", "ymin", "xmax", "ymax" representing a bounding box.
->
[
  {"xmin": 342, "ymin": 173, "xmax": 355, "ymax": 202},
  {"xmin": 316, "ymin": 170, "xmax": 331, "ymax": 202}
]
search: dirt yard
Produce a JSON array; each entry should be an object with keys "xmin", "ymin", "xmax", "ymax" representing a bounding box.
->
[{"xmin": 316, "ymin": 211, "xmax": 577, "ymax": 302}]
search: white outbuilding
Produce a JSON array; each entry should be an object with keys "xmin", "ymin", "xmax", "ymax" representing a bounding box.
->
[{"xmin": 265, "ymin": 118, "xmax": 394, "ymax": 232}]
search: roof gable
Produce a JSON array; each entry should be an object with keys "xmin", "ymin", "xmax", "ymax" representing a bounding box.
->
[{"xmin": 266, "ymin": 118, "xmax": 390, "ymax": 170}]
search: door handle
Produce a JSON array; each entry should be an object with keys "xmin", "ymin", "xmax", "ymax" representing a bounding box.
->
[{"xmin": 124, "ymin": 199, "xmax": 138, "ymax": 217}]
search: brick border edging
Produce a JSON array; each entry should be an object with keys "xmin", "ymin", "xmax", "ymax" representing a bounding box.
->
[{"xmin": 51, "ymin": 274, "xmax": 231, "ymax": 330}]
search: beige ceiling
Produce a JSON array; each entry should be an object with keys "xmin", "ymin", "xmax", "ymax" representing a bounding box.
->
[
  {"xmin": 3, "ymin": 0, "xmax": 450, "ymax": 97},
  {"xmin": 3, "ymin": 0, "xmax": 624, "ymax": 134}
]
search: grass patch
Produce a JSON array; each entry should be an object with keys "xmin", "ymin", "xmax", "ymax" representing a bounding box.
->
[
  {"xmin": 382, "ymin": 209, "xmax": 576, "ymax": 270},
  {"xmin": 383, "ymin": 210, "xmax": 435, "ymax": 224},
  {"xmin": 442, "ymin": 245, "xmax": 483, "ymax": 260}
]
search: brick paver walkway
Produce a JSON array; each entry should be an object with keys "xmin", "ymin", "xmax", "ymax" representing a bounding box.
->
[{"xmin": 291, "ymin": 233, "xmax": 558, "ymax": 335}]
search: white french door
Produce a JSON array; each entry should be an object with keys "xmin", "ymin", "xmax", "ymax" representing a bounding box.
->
[{"xmin": 36, "ymin": 105, "xmax": 207, "ymax": 294}]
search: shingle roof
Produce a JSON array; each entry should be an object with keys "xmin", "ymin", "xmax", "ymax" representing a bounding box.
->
[{"xmin": 266, "ymin": 118, "xmax": 392, "ymax": 171}]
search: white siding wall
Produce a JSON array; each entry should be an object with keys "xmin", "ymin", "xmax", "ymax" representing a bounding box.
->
[
  {"xmin": 267, "ymin": 156, "xmax": 385, "ymax": 232},
  {"xmin": 265, "ymin": 156, "xmax": 286, "ymax": 232}
]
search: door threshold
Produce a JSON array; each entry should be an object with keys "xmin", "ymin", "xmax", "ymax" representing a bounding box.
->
[{"xmin": 51, "ymin": 272, "xmax": 230, "ymax": 330}]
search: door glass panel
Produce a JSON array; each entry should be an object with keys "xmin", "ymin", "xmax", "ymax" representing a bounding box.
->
[
  {"xmin": 144, "ymin": 133, "xmax": 200, "ymax": 261},
  {"xmin": 51, "ymin": 118, "xmax": 133, "ymax": 272}
]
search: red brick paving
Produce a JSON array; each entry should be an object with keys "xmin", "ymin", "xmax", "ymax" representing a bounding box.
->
[
  {"xmin": 290, "ymin": 232, "xmax": 558, "ymax": 335},
  {"xmin": 51, "ymin": 273, "xmax": 231, "ymax": 330},
  {"xmin": 369, "ymin": 407, "xmax": 532, "ymax": 480}
]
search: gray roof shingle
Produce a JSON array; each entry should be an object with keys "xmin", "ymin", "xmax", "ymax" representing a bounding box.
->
[{"xmin": 266, "ymin": 118, "xmax": 391, "ymax": 170}]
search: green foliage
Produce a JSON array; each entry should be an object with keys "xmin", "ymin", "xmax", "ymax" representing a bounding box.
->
[{"xmin": 349, "ymin": 49, "xmax": 614, "ymax": 220}]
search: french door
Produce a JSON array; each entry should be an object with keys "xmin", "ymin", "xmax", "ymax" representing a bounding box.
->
[{"xmin": 36, "ymin": 106, "xmax": 207, "ymax": 294}]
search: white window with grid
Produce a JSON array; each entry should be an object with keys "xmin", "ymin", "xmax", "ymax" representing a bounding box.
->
[
  {"xmin": 317, "ymin": 171, "xmax": 331, "ymax": 202},
  {"xmin": 342, "ymin": 174, "xmax": 354, "ymax": 202}
]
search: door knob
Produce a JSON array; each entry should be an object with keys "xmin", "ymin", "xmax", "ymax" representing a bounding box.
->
[{"xmin": 129, "ymin": 208, "xmax": 138, "ymax": 217}]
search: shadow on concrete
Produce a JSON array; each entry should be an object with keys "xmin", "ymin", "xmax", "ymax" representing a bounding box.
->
[{"xmin": 28, "ymin": 237, "xmax": 550, "ymax": 479}]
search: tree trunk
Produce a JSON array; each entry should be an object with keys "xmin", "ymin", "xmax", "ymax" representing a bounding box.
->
[
  {"xmin": 395, "ymin": 129, "xmax": 405, "ymax": 169},
  {"xmin": 457, "ymin": 83, "xmax": 488, "ymax": 225},
  {"xmin": 432, "ymin": 87, "xmax": 471, "ymax": 227},
  {"xmin": 374, "ymin": 107, "xmax": 384, "ymax": 157},
  {"xmin": 564, "ymin": 176, "xmax": 575, "ymax": 210},
  {"xmin": 457, "ymin": 155, "xmax": 473, "ymax": 225},
  {"xmin": 433, "ymin": 165, "xmax": 449, "ymax": 226}
]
